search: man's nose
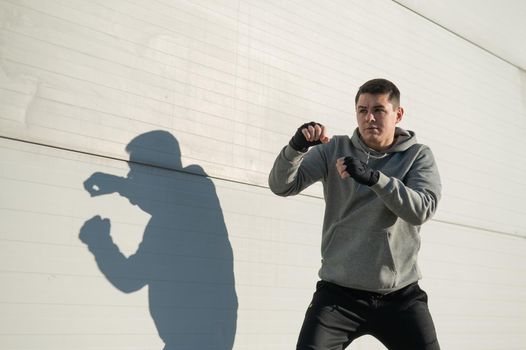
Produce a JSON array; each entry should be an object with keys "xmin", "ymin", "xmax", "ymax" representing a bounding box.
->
[{"xmin": 365, "ymin": 113, "xmax": 376, "ymax": 122}]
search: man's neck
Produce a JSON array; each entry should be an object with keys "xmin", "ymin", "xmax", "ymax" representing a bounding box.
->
[{"xmin": 360, "ymin": 135, "xmax": 397, "ymax": 152}]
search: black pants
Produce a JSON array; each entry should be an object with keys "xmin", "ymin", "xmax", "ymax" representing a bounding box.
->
[{"xmin": 296, "ymin": 281, "xmax": 440, "ymax": 350}]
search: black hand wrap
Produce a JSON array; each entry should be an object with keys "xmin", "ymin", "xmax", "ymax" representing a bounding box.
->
[
  {"xmin": 343, "ymin": 157, "xmax": 380, "ymax": 186},
  {"xmin": 289, "ymin": 122, "xmax": 324, "ymax": 152}
]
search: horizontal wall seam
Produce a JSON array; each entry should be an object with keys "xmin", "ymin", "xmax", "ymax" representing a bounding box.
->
[{"xmin": 2, "ymin": 135, "xmax": 524, "ymax": 239}]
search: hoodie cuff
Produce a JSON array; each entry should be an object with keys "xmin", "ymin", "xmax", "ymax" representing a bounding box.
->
[
  {"xmin": 283, "ymin": 144, "xmax": 307, "ymax": 162},
  {"xmin": 370, "ymin": 171, "xmax": 391, "ymax": 193}
]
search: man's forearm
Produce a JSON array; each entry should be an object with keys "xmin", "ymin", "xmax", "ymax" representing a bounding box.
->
[
  {"xmin": 371, "ymin": 172, "xmax": 440, "ymax": 225},
  {"xmin": 268, "ymin": 145, "xmax": 305, "ymax": 196}
]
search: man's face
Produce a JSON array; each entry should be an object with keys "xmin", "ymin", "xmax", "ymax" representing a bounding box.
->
[{"xmin": 355, "ymin": 93, "xmax": 404, "ymax": 151}]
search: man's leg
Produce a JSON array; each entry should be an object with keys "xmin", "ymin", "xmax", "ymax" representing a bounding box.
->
[
  {"xmin": 370, "ymin": 283, "xmax": 440, "ymax": 350},
  {"xmin": 296, "ymin": 281, "xmax": 369, "ymax": 350}
]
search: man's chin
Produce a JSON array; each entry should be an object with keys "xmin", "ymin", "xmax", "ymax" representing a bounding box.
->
[{"xmin": 362, "ymin": 134, "xmax": 381, "ymax": 143}]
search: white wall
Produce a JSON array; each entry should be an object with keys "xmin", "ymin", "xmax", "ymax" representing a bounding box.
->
[{"xmin": 1, "ymin": 1, "xmax": 525, "ymax": 349}]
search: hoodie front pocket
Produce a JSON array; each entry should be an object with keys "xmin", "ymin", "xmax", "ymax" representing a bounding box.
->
[{"xmin": 322, "ymin": 228, "xmax": 397, "ymax": 288}]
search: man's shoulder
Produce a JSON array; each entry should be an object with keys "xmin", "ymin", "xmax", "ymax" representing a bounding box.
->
[
  {"xmin": 312, "ymin": 135, "xmax": 351, "ymax": 154},
  {"xmin": 329, "ymin": 134, "xmax": 352, "ymax": 145},
  {"xmin": 407, "ymin": 142, "xmax": 434, "ymax": 154}
]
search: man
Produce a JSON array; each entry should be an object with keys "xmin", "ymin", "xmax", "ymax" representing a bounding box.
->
[{"xmin": 268, "ymin": 79, "xmax": 441, "ymax": 350}]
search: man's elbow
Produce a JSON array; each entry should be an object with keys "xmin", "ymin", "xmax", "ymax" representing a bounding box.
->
[
  {"xmin": 268, "ymin": 183, "xmax": 295, "ymax": 197},
  {"xmin": 268, "ymin": 174, "xmax": 296, "ymax": 197},
  {"xmin": 408, "ymin": 200, "xmax": 438, "ymax": 226},
  {"xmin": 406, "ymin": 213, "xmax": 431, "ymax": 226}
]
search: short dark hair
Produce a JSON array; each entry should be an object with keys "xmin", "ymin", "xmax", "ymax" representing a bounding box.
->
[{"xmin": 354, "ymin": 78, "xmax": 400, "ymax": 108}]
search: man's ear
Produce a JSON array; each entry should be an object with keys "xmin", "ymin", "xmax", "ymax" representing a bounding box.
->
[{"xmin": 395, "ymin": 106, "xmax": 404, "ymax": 124}]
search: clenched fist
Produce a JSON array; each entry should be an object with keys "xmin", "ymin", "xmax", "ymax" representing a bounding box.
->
[
  {"xmin": 289, "ymin": 122, "xmax": 330, "ymax": 152},
  {"xmin": 79, "ymin": 215, "xmax": 112, "ymax": 246},
  {"xmin": 336, "ymin": 157, "xmax": 379, "ymax": 186}
]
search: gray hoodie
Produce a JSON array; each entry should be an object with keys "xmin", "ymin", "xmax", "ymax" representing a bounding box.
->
[{"xmin": 268, "ymin": 127, "xmax": 441, "ymax": 293}]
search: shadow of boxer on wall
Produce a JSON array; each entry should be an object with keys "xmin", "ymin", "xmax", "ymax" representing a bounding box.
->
[{"xmin": 79, "ymin": 130, "xmax": 237, "ymax": 350}]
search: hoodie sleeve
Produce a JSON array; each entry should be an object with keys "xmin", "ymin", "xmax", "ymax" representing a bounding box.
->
[
  {"xmin": 370, "ymin": 146, "xmax": 441, "ymax": 225},
  {"xmin": 268, "ymin": 144, "xmax": 328, "ymax": 196}
]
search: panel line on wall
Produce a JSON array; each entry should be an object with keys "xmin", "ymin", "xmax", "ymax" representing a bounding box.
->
[{"xmin": 2, "ymin": 134, "xmax": 523, "ymax": 240}]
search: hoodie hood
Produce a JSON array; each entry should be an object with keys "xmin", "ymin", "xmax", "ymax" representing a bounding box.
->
[{"xmin": 350, "ymin": 127, "xmax": 417, "ymax": 161}]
